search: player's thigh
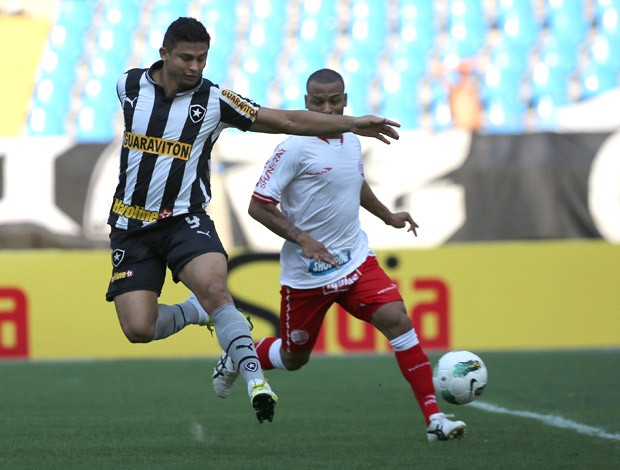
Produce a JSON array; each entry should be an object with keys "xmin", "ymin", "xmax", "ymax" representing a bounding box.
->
[
  {"xmin": 113, "ymin": 289, "xmax": 159, "ymax": 334},
  {"xmin": 339, "ymin": 256, "xmax": 409, "ymax": 338},
  {"xmin": 279, "ymin": 285, "xmax": 335, "ymax": 354},
  {"xmin": 177, "ymin": 252, "xmax": 232, "ymax": 312},
  {"xmin": 167, "ymin": 213, "xmax": 231, "ymax": 310}
]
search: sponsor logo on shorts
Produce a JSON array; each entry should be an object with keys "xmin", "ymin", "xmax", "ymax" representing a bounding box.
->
[
  {"xmin": 112, "ymin": 249, "xmax": 125, "ymax": 267},
  {"xmin": 309, "ymin": 250, "xmax": 351, "ymax": 276},
  {"xmin": 290, "ymin": 329, "xmax": 310, "ymax": 345},
  {"xmin": 110, "ymin": 269, "xmax": 133, "ymax": 283},
  {"xmin": 159, "ymin": 208, "xmax": 173, "ymax": 219},
  {"xmin": 322, "ymin": 269, "xmax": 362, "ymax": 294}
]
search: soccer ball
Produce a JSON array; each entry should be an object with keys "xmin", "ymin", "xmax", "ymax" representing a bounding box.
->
[{"xmin": 433, "ymin": 350, "xmax": 488, "ymax": 405}]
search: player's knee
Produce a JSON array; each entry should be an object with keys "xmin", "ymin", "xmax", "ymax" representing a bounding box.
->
[
  {"xmin": 371, "ymin": 303, "xmax": 413, "ymax": 338},
  {"xmin": 196, "ymin": 282, "xmax": 233, "ymax": 312},
  {"xmin": 119, "ymin": 320, "xmax": 155, "ymax": 343}
]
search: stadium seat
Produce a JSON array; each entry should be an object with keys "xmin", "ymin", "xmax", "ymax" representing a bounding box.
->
[
  {"xmin": 339, "ymin": 43, "xmax": 380, "ymax": 82},
  {"xmin": 347, "ymin": 0, "xmax": 390, "ymax": 54},
  {"xmin": 546, "ymin": 0, "xmax": 589, "ymax": 47},
  {"xmin": 579, "ymin": 63, "xmax": 620, "ymax": 99},
  {"xmin": 342, "ymin": 79, "xmax": 372, "ymax": 116},
  {"xmin": 380, "ymin": 98, "xmax": 421, "ymax": 129},
  {"xmin": 26, "ymin": 79, "xmax": 71, "ymax": 136},
  {"xmin": 586, "ymin": 32, "xmax": 620, "ymax": 70},
  {"xmin": 74, "ymin": 105, "xmax": 117, "ymax": 142},
  {"xmin": 529, "ymin": 62, "xmax": 571, "ymax": 106},
  {"xmin": 54, "ymin": 0, "xmax": 95, "ymax": 33},
  {"xmin": 495, "ymin": 0, "xmax": 540, "ymax": 49},
  {"xmin": 397, "ymin": 0, "xmax": 436, "ymax": 52},
  {"xmin": 488, "ymin": 37, "xmax": 529, "ymax": 75},
  {"xmin": 296, "ymin": 0, "xmax": 339, "ymax": 62},
  {"xmin": 484, "ymin": 94, "xmax": 526, "ymax": 133},
  {"xmin": 595, "ymin": 0, "xmax": 620, "ymax": 38},
  {"xmin": 387, "ymin": 40, "xmax": 429, "ymax": 81},
  {"xmin": 537, "ymin": 35, "xmax": 579, "ymax": 74},
  {"xmin": 481, "ymin": 63, "xmax": 523, "ymax": 103},
  {"xmin": 247, "ymin": 0, "xmax": 287, "ymax": 55},
  {"xmin": 445, "ymin": 0, "xmax": 488, "ymax": 58},
  {"xmin": 429, "ymin": 82, "xmax": 452, "ymax": 131}
]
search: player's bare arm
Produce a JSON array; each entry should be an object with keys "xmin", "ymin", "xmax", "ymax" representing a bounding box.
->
[
  {"xmin": 249, "ymin": 107, "xmax": 400, "ymax": 144},
  {"xmin": 248, "ymin": 198, "xmax": 338, "ymax": 267},
  {"xmin": 360, "ymin": 180, "xmax": 418, "ymax": 236}
]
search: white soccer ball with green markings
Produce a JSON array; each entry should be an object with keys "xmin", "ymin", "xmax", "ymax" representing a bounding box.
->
[{"xmin": 433, "ymin": 350, "xmax": 488, "ymax": 405}]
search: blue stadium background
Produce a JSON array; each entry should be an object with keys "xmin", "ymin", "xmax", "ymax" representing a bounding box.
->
[{"xmin": 17, "ymin": 0, "xmax": 620, "ymax": 141}]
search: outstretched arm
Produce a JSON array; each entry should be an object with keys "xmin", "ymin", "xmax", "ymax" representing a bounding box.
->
[
  {"xmin": 360, "ymin": 180, "xmax": 418, "ymax": 236},
  {"xmin": 250, "ymin": 107, "xmax": 400, "ymax": 144},
  {"xmin": 248, "ymin": 198, "xmax": 338, "ymax": 267}
]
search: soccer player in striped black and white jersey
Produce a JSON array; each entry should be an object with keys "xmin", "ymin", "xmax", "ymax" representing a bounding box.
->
[
  {"xmin": 105, "ymin": 17, "xmax": 400, "ymax": 424},
  {"xmin": 212, "ymin": 69, "xmax": 467, "ymax": 441}
]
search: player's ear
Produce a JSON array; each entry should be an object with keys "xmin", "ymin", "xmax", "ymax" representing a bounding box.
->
[
  {"xmin": 304, "ymin": 94, "xmax": 310, "ymax": 110},
  {"xmin": 159, "ymin": 47, "xmax": 168, "ymax": 60},
  {"xmin": 343, "ymin": 93, "xmax": 348, "ymax": 107}
]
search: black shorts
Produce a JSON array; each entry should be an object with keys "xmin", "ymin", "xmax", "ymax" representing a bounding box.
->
[{"xmin": 105, "ymin": 212, "xmax": 227, "ymax": 302}]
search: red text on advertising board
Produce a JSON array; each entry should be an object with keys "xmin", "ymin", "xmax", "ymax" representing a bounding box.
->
[{"xmin": 0, "ymin": 288, "xmax": 29, "ymax": 359}]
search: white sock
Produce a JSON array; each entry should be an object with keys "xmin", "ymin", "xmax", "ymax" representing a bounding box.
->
[
  {"xmin": 184, "ymin": 293, "xmax": 210, "ymax": 324},
  {"xmin": 388, "ymin": 329, "xmax": 419, "ymax": 351},
  {"xmin": 268, "ymin": 338, "xmax": 287, "ymax": 370},
  {"xmin": 210, "ymin": 303, "xmax": 265, "ymax": 391},
  {"xmin": 153, "ymin": 299, "xmax": 205, "ymax": 340}
]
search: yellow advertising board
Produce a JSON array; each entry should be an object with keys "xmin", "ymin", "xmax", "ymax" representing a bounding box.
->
[{"xmin": 0, "ymin": 241, "xmax": 618, "ymax": 361}]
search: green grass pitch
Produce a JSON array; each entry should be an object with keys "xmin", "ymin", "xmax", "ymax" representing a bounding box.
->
[{"xmin": 1, "ymin": 350, "xmax": 619, "ymax": 469}]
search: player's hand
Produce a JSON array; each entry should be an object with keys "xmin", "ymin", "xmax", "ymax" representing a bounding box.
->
[
  {"xmin": 386, "ymin": 211, "xmax": 418, "ymax": 236},
  {"xmin": 298, "ymin": 234, "xmax": 339, "ymax": 268},
  {"xmin": 351, "ymin": 116, "xmax": 400, "ymax": 144}
]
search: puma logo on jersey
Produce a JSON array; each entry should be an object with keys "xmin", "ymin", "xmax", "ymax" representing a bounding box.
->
[{"xmin": 123, "ymin": 96, "xmax": 138, "ymax": 108}]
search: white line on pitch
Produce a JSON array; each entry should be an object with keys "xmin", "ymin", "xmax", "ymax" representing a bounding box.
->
[{"xmin": 470, "ymin": 401, "xmax": 620, "ymax": 441}]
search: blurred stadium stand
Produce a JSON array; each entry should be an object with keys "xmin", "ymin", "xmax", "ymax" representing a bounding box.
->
[{"xmin": 3, "ymin": 0, "xmax": 619, "ymax": 141}]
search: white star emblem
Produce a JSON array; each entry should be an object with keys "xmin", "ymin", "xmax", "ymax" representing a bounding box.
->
[{"xmin": 189, "ymin": 104, "xmax": 206, "ymax": 123}]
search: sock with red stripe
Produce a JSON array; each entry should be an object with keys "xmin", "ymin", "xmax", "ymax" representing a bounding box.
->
[{"xmin": 255, "ymin": 337, "xmax": 286, "ymax": 370}]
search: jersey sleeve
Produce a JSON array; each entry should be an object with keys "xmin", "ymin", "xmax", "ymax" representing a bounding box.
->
[
  {"xmin": 217, "ymin": 88, "xmax": 260, "ymax": 131},
  {"xmin": 252, "ymin": 138, "xmax": 300, "ymax": 205}
]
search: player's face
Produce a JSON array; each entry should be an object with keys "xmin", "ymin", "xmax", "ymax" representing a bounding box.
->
[
  {"xmin": 305, "ymin": 80, "xmax": 347, "ymax": 116},
  {"xmin": 160, "ymin": 41, "xmax": 209, "ymax": 90}
]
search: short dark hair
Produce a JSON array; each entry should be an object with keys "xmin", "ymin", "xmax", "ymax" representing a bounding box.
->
[
  {"xmin": 163, "ymin": 17, "xmax": 211, "ymax": 51},
  {"xmin": 306, "ymin": 69, "xmax": 345, "ymax": 92}
]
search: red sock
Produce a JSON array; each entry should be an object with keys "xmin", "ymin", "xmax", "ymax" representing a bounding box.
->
[
  {"xmin": 255, "ymin": 337, "xmax": 279, "ymax": 370},
  {"xmin": 394, "ymin": 344, "xmax": 440, "ymax": 424}
]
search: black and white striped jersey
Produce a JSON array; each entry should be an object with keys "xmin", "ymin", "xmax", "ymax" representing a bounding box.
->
[{"xmin": 107, "ymin": 60, "xmax": 259, "ymax": 231}]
